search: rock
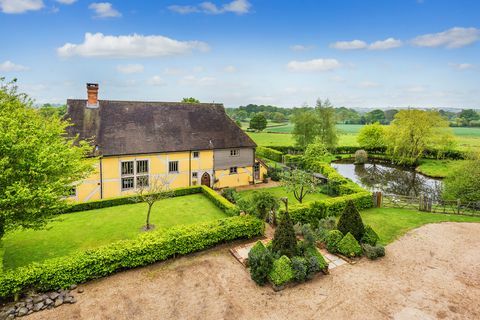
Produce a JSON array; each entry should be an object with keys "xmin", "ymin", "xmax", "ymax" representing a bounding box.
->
[
  {"xmin": 54, "ymin": 298, "xmax": 63, "ymax": 307},
  {"xmin": 70, "ymin": 284, "xmax": 77, "ymax": 290},
  {"xmin": 64, "ymin": 296, "xmax": 72, "ymax": 303},
  {"xmin": 33, "ymin": 302, "xmax": 44, "ymax": 312},
  {"xmin": 15, "ymin": 302, "xmax": 26, "ymax": 308},
  {"xmin": 32, "ymin": 295, "xmax": 43, "ymax": 304},
  {"xmin": 17, "ymin": 307, "xmax": 29, "ymax": 317},
  {"xmin": 77, "ymin": 288, "xmax": 84, "ymax": 294},
  {"xmin": 45, "ymin": 298, "xmax": 53, "ymax": 305},
  {"xmin": 5, "ymin": 308, "xmax": 15, "ymax": 315},
  {"xmin": 69, "ymin": 297, "xmax": 77, "ymax": 304},
  {"xmin": 27, "ymin": 310, "xmax": 33, "ymax": 315},
  {"xmin": 25, "ymin": 297, "xmax": 33, "ymax": 303},
  {"xmin": 48, "ymin": 292, "xmax": 59, "ymax": 300},
  {"xmin": 7, "ymin": 315, "xmax": 15, "ymax": 320},
  {"xmin": 26, "ymin": 302, "xmax": 33, "ymax": 310},
  {"xmin": 41, "ymin": 294, "xmax": 49, "ymax": 301}
]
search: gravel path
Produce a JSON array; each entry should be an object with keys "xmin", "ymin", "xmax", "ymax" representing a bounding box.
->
[{"xmin": 27, "ymin": 222, "xmax": 480, "ymax": 320}]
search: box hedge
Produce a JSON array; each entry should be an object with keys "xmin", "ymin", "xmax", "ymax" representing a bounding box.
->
[
  {"xmin": 199, "ymin": 186, "xmax": 238, "ymax": 215},
  {"xmin": 256, "ymin": 146, "xmax": 283, "ymax": 163},
  {"xmin": 336, "ymin": 232, "xmax": 363, "ymax": 257},
  {"xmin": 268, "ymin": 255, "xmax": 294, "ymax": 286},
  {"xmin": 0, "ymin": 215, "xmax": 263, "ymax": 298}
]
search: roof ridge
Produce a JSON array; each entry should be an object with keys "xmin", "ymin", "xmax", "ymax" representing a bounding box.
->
[{"xmin": 67, "ymin": 98, "xmax": 223, "ymax": 106}]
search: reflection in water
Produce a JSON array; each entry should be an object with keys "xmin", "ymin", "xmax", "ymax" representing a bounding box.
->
[{"xmin": 332, "ymin": 162, "xmax": 443, "ymax": 199}]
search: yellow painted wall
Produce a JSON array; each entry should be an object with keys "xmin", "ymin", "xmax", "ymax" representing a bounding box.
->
[{"xmin": 214, "ymin": 166, "xmax": 254, "ymax": 189}]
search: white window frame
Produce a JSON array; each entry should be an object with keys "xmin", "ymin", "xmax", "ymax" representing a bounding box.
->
[
  {"xmin": 230, "ymin": 149, "xmax": 240, "ymax": 157},
  {"xmin": 229, "ymin": 166, "xmax": 238, "ymax": 174},
  {"xmin": 193, "ymin": 151, "xmax": 200, "ymax": 158},
  {"xmin": 169, "ymin": 161, "xmax": 179, "ymax": 173},
  {"xmin": 121, "ymin": 159, "xmax": 150, "ymax": 191},
  {"xmin": 192, "ymin": 172, "xmax": 198, "ymax": 179}
]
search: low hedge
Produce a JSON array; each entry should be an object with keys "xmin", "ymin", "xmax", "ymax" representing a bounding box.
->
[
  {"xmin": 0, "ymin": 215, "xmax": 263, "ymax": 298},
  {"xmin": 266, "ymin": 145, "xmax": 305, "ymax": 154},
  {"xmin": 256, "ymin": 146, "xmax": 283, "ymax": 163},
  {"xmin": 66, "ymin": 186, "xmax": 202, "ymax": 213},
  {"xmin": 200, "ymin": 185, "xmax": 239, "ymax": 215}
]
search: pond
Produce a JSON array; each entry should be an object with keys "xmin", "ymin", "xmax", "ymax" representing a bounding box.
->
[{"xmin": 331, "ymin": 160, "xmax": 443, "ymax": 199}]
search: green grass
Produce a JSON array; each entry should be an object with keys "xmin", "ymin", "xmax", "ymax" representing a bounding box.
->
[
  {"xmin": 2, "ymin": 194, "xmax": 227, "ymax": 270},
  {"xmin": 247, "ymin": 132, "xmax": 295, "ymax": 146},
  {"xmin": 238, "ymin": 186, "xmax": 330, "ymax": 205},
  {"xmin": 415, "ymin": 159, "xmax": 464, "ymax": 178},
  {"xmin": 361, "ymin": 207, "xmax": 480, "ymax": 245}
]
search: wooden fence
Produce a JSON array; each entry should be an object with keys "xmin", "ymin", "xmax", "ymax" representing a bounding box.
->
[{"xmin": 374, "ymin": 192, "xmax": 480, "ymax": 216}]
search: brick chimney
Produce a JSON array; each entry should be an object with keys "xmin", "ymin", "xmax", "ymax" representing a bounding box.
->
[{"xmin": 86, "ymin": 83, "xmax": 99, "ymax": 108}]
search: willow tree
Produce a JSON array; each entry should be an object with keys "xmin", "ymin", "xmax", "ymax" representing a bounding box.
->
[
  {"xmin": 0, "ymin": 78, "xmax": 93, "ymax": 240},
  {"xmin": 385, "ymin": 110, "xmax": 455, "ymax": 165}
]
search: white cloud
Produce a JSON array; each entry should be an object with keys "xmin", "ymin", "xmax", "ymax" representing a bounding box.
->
[
  {"xmin": 147, "ymin": 76, "xmax": 166, "ymax": 86},
  {"xmin": 330, "ymin": 40, "xmax": 367, "ymax": 50},
  {"xmin": 116, "ymin": 64, "xmax": 144, "ymax": 74},
  {"xmin": 287, "ymin": 59, "xmax": 341, "ymax": 72},
  {"xmin": 224, "ymin": 65, "xmax": 237, "ymax": 73},
  {"xmin": 358, "ymin": 81, "xmax": 380, "ymax": 88},
  {"xmin": 0, "ymin": 0, "xmax": 43, "ymax": 13},
  {"xmin": 57, "ymin": 33, "xmax": 210, "ymax": 58},
  {"xmin": 368, "ymin": 38, "xmax": 402, "ymax": 50},
  {"xmin": 449, "ymin": 63, "xmax": 475, "ymax": 70},
  {"xmin": 290, "ymin": 44, "xmax": 312, "ymax": 52},
  {"xmin": 56, "ymin": 0, "xmax": 76, "ymax": 4},
  {"xmin": 411, "ymin": 27, "xmax": 480, "ymax": 48},
  {"xmin": 180, "ymin": 75, "xmax": 216, "ymax": 86},
  {"xmin": 0, "ymin": 60, "xmax": 29, "ymax": 72},
  {"xmin": 89, "ymin": 2, "xmax": 121, "ymax": 18},
  {"xmin": 169, "ymin": 0, "xmax": 251, "ymax": 15}
]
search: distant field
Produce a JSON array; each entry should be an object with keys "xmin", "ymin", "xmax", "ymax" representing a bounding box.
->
[{"xmin": 247, "ymin": 123, "xmax": 480, "ymax": 150}]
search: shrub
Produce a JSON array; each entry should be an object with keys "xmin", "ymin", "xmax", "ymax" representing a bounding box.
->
[
  {"xmin": 221, "ymin": 188, "xmax": 239, "ymax": 204},
  {"xmin": 325, "ymin": 230, "xmax": 343, "ymax": 253},
  {"xmin": 337, "ymin": 232, "xmax": 363, "ymax": 257},
  {"xmin": 361, "ymin": 225, "xmax": 379, "ymax": 246},
  {"xmin": 250, "ymin": 191, "xmax": 279, "ymax": 220},
  {"xmin": 315, "ymin": 226, "xmax": 329, "ymax": 243},
  {"xmin": 293, "ymin": 222, "xmax": 303, "ymax": 236},
  {"xmin": 272, "ymin": 211, "xmax": 297, "ymax": 258},
  {"xmin": 304, "ymin": 246, "xmax": 328, "ymax": 271},
  {"xmin": 301, "ymin": 224, "xmax": 316, "ymax": 248},
  {"xmin": 256, "ymin": 146, "xmax": 283, "ymax": 162},
  {"xmin": 0, "ymin": 243, "xmax": 4, "ymax": 274},
  {"xmin": 363, "ymin": 243, "xmax": 385, "ymax": 260},
  {"xmin": 0, "ymin": 215, "xmax": 263, "ymax": 298},
  {"xmin": 267, "ymin": 167, "xmax": 283, "ymax": 181},
  {"xmin": 337, "ymin": 201, "xmax": 365, "ymax": 241},
  {"xmin": 268, "ymin": 256, "xmax": 294, "ymax": 286},
  {"xmin": 248, "ymin": 241, "xmax": 273, "ymax": 286},
  {"xmin": 354, "ymin": 150, "xmax": 368, "ymax": 164},
  {"xmin": 319, "ymin": 217, "xmax": 336, "ymax": 230},
  {"xmin": 291, "ymin": 257, "xmax": 308, "ymax": 282},
  {"xmin": 200, "ymin": 186, "xmax": 238, "ymax": 214}
]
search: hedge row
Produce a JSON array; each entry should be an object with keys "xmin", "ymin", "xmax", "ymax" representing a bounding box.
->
[
  {"xmin": 199, "ymin": 185, "xmax": 238, "ymax": 215},
  {"xmin": 66, "ymin": 186, "xmax": 203, "ymax": 213},
  {"xmin": 0, "ymin": 215, "xmax": 264, "ymax": 298},
  {"xmin": 265, "ymin": 145, "xmax": 305, "ymax": 154},
  {"xmin": 256, "ymin": 146, "xmax": 283, "ymax": 163}
]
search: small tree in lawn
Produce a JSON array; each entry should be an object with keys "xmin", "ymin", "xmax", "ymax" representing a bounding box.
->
[
  {"xmin": 337, "ymin": 201, "xmax": 365, "ymax": 241},
  {"xmin": 280, "ymin": 169, "xmax": 316, "ymax": 204},
  {"xmin": 134, "ymin": 176, "xmax": 173, "ymax": 231},
  {"xmin": 272, "ymin": 210, "xmax": 297, "ymax": 258},
  {"xmin": 249, "ymin": 113, "xmax": 267, "ymax": 132}
]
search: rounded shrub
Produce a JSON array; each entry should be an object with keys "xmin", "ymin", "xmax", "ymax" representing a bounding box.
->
[
  {"xmin": 291, "ymin": 257, "xmax": 308, "ymax": 282},
  {"xmin": 268, "ymin": 255, "xmax": 294, "ymax": 286},
  {"xmin": 363, "ymin": 243, "xmax": 385, "ymax": 260},
  {"xmin": 354, "ymin": 149, "xmax": 368, "ymax": 164},
  {"xmin": 325, "ymin": 230, "xmax": 343, "ymax": 253},
  {"xmin": 337, "ymin": 232, "xmax": 363, "ymax": 257},
  {"xmin": 337, "ymin": 201, "xmax": 365, "ymax": 241},
  {"xmin": 221, "ymin": 188, "xmax": 238, "ymax": 204},
  {"xmin": 301, "ymin": 224, "xmax": 316, "ymax": 248},
  {"xmin": 361, "ymin": 225, "xmax": 379, "ymax": 246},
  {"xmin": 248, "ymin": 241, "xmax": 273, "ymax": 286}
]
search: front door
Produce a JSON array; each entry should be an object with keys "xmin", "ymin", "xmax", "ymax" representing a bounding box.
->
[{"xmin": 201, "ymin": 172, "xmax": 211, "ymax": 187}]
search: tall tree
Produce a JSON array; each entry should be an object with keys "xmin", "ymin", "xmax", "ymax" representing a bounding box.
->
[
  {"xmin": 385, "ymin": 109, "xmax": 455, "ymax": 165},
  {"xmin": 315, "ymin": 99, "xmax": 338, "ymax": 150},
  {"xmin": 292, "ymin": 109, "xmax": 317, "ymax": 148},
  {"xmin": 0, "ymin": 78, "xmax": 93, "ymax": 240},
  {"xmin": 357, "ymin": 122, "xmax": 386, "ymax": 150},
  {"xmin": 249, "ymin": 113, "xmax": 267, "ymax": 131},
  {"xmin": 443, "ymin": 157, "xmax": 480, "ymax": 202}
]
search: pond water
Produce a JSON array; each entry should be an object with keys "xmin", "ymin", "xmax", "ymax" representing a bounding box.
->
[{"xmin": 331, "ymin": 161, "xmax": 443, "ymax": 199}]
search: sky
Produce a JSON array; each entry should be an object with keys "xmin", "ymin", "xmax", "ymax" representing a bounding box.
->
[{"xmin": 0, "ymin": 0, "xmax": 479, "ymax": 109}]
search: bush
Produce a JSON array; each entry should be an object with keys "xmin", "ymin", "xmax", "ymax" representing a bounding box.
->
[
  {"xmin": 267, "ymin": 167, "xmax": 283, "ymax": 181},
  {"xmin": 272, "ymin": 211, "xmax": 297, "ymax": 258},
  {"xmin": 0, "ymin": 215, "xmax": 263, "ymax": 298},
  {"xmin": 363, "ymin": 243, "xmax": 385, "ymax": 260},
  {"xmin": 337, "ymin": 232, "xmax": 363, "ymax": 257},
  {"xmin": 221, "ymin": 188, "xmax": 239, "ymax": 204},
  {"xmin": 200, "ymin": 185, "xmax": 238, "ymax": 215},
  {"xmin": 304, "ymin": 246, "xmax": 328, "ymax": 272},
  {"xmin": 248, "ymin": 241, "xmax": 273, "ymax": 286},
  {"xmin": 319, "ymin": 217, "xmax": 336, "ymax": 230},
  {"xmin": 250, "ymin": 191, "xmax": 279, "ymax": 220},
  {"xmin": 354, "ymin": 150, "xmax": 368, "ymax": 164},
  {"xmin": 291, "ymin": 257, "xmax": 308, "ymax": 282},
  {"xmin": 301, "ymin": 224, "xmax": 316, "ymax": 248},
  {"xmin": 361, "ymin": 225, "xmax": 379, "ymax": 246},
  {"xmin": 268, "ymin": 256, "xmax": 294, "ymax": 286},
  {"xmin": 293, "ymin": 222, "xmax": 303, "ymax": 236},
  {"xmin": 256, "ymin": 146, "xmax": 283, "ymax": 162},
  {"xmin": 337, "ymin": 201, "xmax": 365, "ymax": 241},
  {"xmin": 314, "ymin": 226, "xmax": 329, "ymax": 243},
  {"xmin": 325, "ymin": 230, "xmax": 343, "ymax": 253}
]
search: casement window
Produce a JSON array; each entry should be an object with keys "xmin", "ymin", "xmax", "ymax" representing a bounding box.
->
[
  {"xmin": 230, "ymin": 149, "xmax": 240, "ymax": 156},
  {"xmin": 229, "ymin": 166, "xmax": 238, "ymax": 174},
  {"xmin": 193, "ymin": 151, "xmax": 200, "ymax": 158},
  {"xmin": 192, "ymin": 172, "xmax": 198, "ymax": 179},
  {"xmin": 169, "ymin": 161, "xmax": 179, "ymax": 173},
  {"xmin": 121, "ymin": 160, "xmax": 149, "ymax": 190}
]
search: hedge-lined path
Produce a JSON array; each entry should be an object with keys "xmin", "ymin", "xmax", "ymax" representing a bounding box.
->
[{"xmin": 27, "ymin": 222, "xmax": 480, "ymax": 320}]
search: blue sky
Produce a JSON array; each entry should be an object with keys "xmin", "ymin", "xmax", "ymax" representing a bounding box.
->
[{"xmin": 0, "ymin": 0, "xmax": 479, "ymax": 108}]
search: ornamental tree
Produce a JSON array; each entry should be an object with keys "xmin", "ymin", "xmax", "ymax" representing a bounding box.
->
[
  {"xmin": 280, "ymin": 169, "xmax": 316, "ymax": 204},
  {"xmin": 0, "ymin": 78, "xmax": 93, "ymax": 240},
  {"xmin": 357, "ymin": 122, "xmax": 385, "ymax": 150}
]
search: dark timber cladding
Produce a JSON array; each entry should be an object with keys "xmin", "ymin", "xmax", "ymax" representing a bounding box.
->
[
  {"xmin": 214, "ymin": 148, "xmax": 254, "ymax": 170},
  {"xmin": 66, "ymin": 100, "xmax": 256, "ymax": 156}
]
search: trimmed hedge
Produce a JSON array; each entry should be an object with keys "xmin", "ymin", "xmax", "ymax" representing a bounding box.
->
[
  {"xmin": 326, "ymin": 230, "xmax": 343, "ymax": 253},
  {"xmin": 266, "ymin": 145, "xmax": 305, "ymax": 154},
  {"xmin": 200, "ymin": 185, "xmax": 238, "ymax": 215},
  {"xmin": 362, "ymin": 225, "xmax": 380, "ymax": 246},
  {"xmin": 337, "ymin": 232, "xmax": 363, "ymax": 257},
  {"xmin": 66, "ymin": 186, "xmax": 202, "ymax": 213},
  {"xmin": 0, "ymin": 215, "xmax": 263, "ymax": 298},
  {"xmin": 268, "ymin": 255, "xmax": 294, "ymax": 286},
  {"xmin": 256, "ymin": 146, "xmax": 283, "ymax": 163}
]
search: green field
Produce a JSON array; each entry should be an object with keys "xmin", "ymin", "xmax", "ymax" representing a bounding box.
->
[
  {"xmin": 415, "ymin": 159, "xmax": 464, "ymax": 178},
  {"xmin": 238, "ymin": 186, "xmax": 330, "ymax": 205},
  {"xmin": 361, "ymin": 208, "xmax": 480, "ymax": 245},
  {"xmin": 2, "ymin": 194, "xmax": 227, "ymax": 270}
]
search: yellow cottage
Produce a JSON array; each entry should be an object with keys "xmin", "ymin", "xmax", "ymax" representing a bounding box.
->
[{"xmin": 66, "ymin": 83, "xmax": 267, "ymax": 203}]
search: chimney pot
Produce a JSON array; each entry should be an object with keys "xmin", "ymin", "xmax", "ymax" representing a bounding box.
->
[{"xmin": 86, "ymin": 83, "xmax": 99, "ymax": 108}]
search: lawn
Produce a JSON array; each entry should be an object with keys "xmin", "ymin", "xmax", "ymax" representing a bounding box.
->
[
  {"xmin": 415, "ymin": 159, "xmax": 464, "ymax": 178},
  {"xmin": 2, "ymin": 194, "xmax": 227, "ymax": 270},
  {"xmin": 361, "ymin": 207, "xmax": 480, "ymax": 245},
  {"xmin": 238, "ymin": 186, "xmax": 330, "ymax": 205}
]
